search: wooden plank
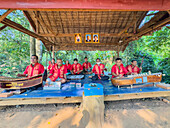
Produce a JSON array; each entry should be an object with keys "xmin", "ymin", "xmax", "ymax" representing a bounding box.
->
[
  {"xmin": 0, "ymin": 25, "xmax": 7, "ymax": 31},
  {"xmin": 0, "ymin": 9, "xmax": 14, "ymax": 22},
  {"xmin": 82, "ymin": 94, "xmax": 104, "ymax": 128},
  {"xmin": 1, "ymin": 17, "xmax": 54, "ymax": 49},
  {"xmin": 156, "ymin": 83, "xmax": 170, "ymax": 89},
  {"xmin": 0, "ymin": 91, "xmax": 170, "ymax": 106},
  {"xmin": 104, "ymin": 91, "xmax": 170, "ymax": 101},
  {"xmin": 0, "ymin": 97, "xmax": 82, "ymax": 106}
]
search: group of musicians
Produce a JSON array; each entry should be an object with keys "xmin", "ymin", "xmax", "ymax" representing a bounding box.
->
[{"xmin": 17, "ymin": 55, "xmax": 142, "ymax": 85}]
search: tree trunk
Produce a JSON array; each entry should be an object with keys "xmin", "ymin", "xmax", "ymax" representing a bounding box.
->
[
  {"xmin": 36, "ymin": 39, "xmax": 42, "ymax": 63},
  {"xmin": 29, "ymin": 25, "xmax": 36, "ymax": 57}
]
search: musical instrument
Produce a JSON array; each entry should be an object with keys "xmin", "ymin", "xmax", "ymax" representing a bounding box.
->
[
  {"xmin": 111, "ymin": 73, "xmax": 162, "ymax": 87},
  {"xmin": 67, "ymin": 75, "xmax": 85, "ymax": 80},
  {"xmin": 0, "ymin": 70, "xmax": 47, "ymax": 90}
]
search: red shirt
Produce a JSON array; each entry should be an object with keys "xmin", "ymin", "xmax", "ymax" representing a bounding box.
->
[
  {"xmin": 49, "ymin": 64, "xmax": 67, "ymax": 81},
  {"xmin": 92, "ymin": 64, "xmax": 105, "ymax": 75},
  {"xmin": 82, "ymin": 62, "xmax": 92, "ymax": 70},
  {"xmin": 65, "ymin": 64, "xmax": 71, "ymax": 70},
  {"xmin": 23, "ymin": 63, "xmax": 44, "ymax": 78},
  {"xmin": 70, "ymin": 63, "xmax": 83, "ymax": 74},
  {"xmin": 111, "ymin": 64, "xmax": 128, "ymax": 78},
  {"xmin": 126, "ymin": 65, "xmax": 140, "ymax": 74},
  {"xmin": 48, "ymin": 63, "xmax": 55, "ymax": 72}
]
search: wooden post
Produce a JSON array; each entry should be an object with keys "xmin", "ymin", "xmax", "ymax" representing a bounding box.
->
[
  {"xmin": 52, "ymin": 45, "xmax": 55, "ymax": 58},
  {"xmin": 45, "ymin": 50, "xmax": 48, "ymax": 70},
  {"xmin": 81, "ymin": 94, "xmax": 105, "ymax": 128},
  {"xmin": 35, "ymin": 11, "xmax": 42, "ymax": 62},
  {"xmin": 117, "ymin": 45, "xmax": 120, "ymax": 58}
]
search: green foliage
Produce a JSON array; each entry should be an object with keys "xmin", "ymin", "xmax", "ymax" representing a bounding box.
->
[{"xmin": 0, "ymin": 10, "xmax": 30, "ymax": 77}]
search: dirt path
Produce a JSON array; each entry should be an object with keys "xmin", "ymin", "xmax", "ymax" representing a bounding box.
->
[{"xmin": 0, "ymin": 98, "xmax": 169, "ymax": 128}]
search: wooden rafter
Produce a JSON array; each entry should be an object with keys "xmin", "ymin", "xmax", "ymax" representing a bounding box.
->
[
  {"xmin": 138, "ymin": 11, "xmax": 167, "ymax": 33},
  {"xmin": 122, "ymin": 16, "xmax": 170, "ymax": 51},
  {"xmin": 35, "ymin": 13, "xmax": 58, "ymax": 36},
  {"xmin": 0, "ymin": 25, "xmax": 7, "ymax": 31},
  {"xmin": 1, "ymin": 17, "xmax": 54, "ymax": 49},
  {"xmin": 23, "ymin": 11, "xmax": 36, "ymax": 32},
  {"xmin": 118, "ymin": 12, "xmax": 138, "ymax": 36},
  {"xmin": 0, "ymin": 9, "xmax": 14, "ymax": 22},
  {"xmin": 167, "ymin": 10, "xmax": 170, "ymax": 15}
]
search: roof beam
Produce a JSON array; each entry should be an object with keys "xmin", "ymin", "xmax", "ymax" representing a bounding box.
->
[
  {"xmin": 39, "ymin": 33, "xmax": 134, "ymax": 37},
  {"xmin": 0, "ymin": 9, "xmax": 14, "ymax": 22},
  {"xmin": 55, "ymin": 42, "xmax": 119, "ymax": 50},
  {"xmin": 0, "ymin": 25, "xmax": 7, "ymax": 31},
  {"xmin": 0, "ymin": 17, "xmax": 54, "ymax": 49}
]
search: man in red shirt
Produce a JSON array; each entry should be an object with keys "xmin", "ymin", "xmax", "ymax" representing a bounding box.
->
[
  {"xmin": 111, "ymin": 58, "xmax": 128, "ymax": 78},
  {"xmin": 90, "ymin": 58, "xmax": 109, "ymax": 80},
  {"xmin": 65, "ymin": 60, "xmax": 71, "ymax": 72},
  {"xmin": 126, "ymin": 60, "xmax": 142, "ymax": 75},
  {"xmin": 82, "ymin": 57, "xmax": 92, "ymax": 74},
  {"xmin": 17, "ymin": 55, "xmax": 44, "ymax": 78},
  {"xmin": 46, "ymin": 59, "xmax": 67, "ymax": 84},
  {"xmin": 47, "ymin": 58, "xmax": 55, "ymax": 72},
  {"xmin": 70, "ymin": 58, "xmax": 83, "ymax": 75}
]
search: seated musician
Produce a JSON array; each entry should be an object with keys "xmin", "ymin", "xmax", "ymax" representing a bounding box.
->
[
  {"xmin": 111, "ymin": 58, "xmax": 128, "ymax": 78},
  {"xmin": 65, "ymin": 60, "xmax": 71, "ymax": 72},
  {"xmin": 82, "ymin": 57, "xmax": 92, "ymax": 74},
  {"xmin": 70, "ymin": 58, "xmax": 83, "ymax": 75},
  {"xmin": 17, "ymin": 55, "xmax": 44, "ymax": 78},
  {"xmin": 90, "ymin": 58, "xmax": 109, "ymax": 80},
  {"xmin": 46, "ymin": 59, "xmax": 67, "ymax": 84},
  {"xmin": 47, "ymin": 58, "xmax": 55, "ymax": 72},
  {"xmin": 126, "ymin": 60, "xmax": 142, "ymax": 75}
]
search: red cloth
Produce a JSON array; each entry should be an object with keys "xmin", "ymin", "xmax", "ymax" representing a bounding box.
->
[
  {"xmin": 111, "ymin": 64, "xmax": 128, "ymax": 78},
  {"xmin": 126, "ymin": 65, "xmax": 140, "ymax": 74},
  {"xmin": 82, "ymin": 62, "xmax": 92, "ymax": 70},
  {"xmin": 92, "ymin": 64, "xmax": 105, "ymax": 75},
  {"xmin": 23, "ymin": 63, "xmax": 44, "ymax": 78},
  {"xmin": 49, "ymin": 64, "xmax": 67, "ymax": 81},
  {"xmin": 65, "ymin": 64, "xmax": 71, "ymax": 70},
  {"xmin": 48, "ymin": 63, "xmax": 55, "ymax": 72},
  {"xmin": 70, "ymin": 63, "xmax": 83, "ymax": 74}
]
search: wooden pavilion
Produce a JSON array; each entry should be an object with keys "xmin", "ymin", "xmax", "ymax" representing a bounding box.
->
[{"xmin": 0, "ymin": 0, "xmax": 170, "ymax": 106}]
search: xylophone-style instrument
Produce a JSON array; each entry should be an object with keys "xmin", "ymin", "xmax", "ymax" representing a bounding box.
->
[
  {"xmin": 67, "ymin": 75, "xmax": 85, "ymax": 80},
  {"xmin": 111, "ymin": 73, "xmax": 162, "ymax": 87},
  {"xmin": 0, "ymin": 70, "xmax": 47, "ymax": 90}
]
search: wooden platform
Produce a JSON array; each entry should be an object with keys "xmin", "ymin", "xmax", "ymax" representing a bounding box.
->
[
  {"xmin": 0, "ymin": 75, "xmax": 170, "ymax": 106},
  {"xmin": 0, "ymin": 90, "xmax": 170, "ymax": 106}
]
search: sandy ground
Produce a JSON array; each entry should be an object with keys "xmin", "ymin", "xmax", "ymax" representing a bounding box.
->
[{"xmin": 0, "ymin": 98, "xmax": 169, "ymax": 128}]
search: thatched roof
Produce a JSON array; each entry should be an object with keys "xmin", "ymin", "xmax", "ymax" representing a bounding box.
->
[
  {"xmin": 0, "ymin": 0, "xmax": 169, "ymax": 52},
  {"xmin": 23, "ymin": 10, "xmax": 169, "ymax": 51}
]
